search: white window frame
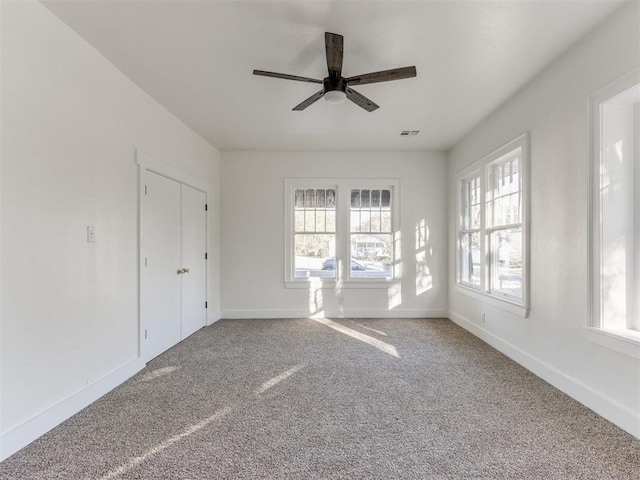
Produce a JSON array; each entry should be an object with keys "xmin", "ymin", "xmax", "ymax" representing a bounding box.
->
[
  {"xmin": 587, "ymin": 68, "xmax": 640, "ymax": 355},
  {"xmin": 285, "ymin": 178, "xmax": 400, "ymax": 289},
  {"xmin": 455, "ymin": 133, "xmax": 530, "ymax": 317}
]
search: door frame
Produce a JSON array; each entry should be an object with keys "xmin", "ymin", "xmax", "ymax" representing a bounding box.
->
[{"xmin": 136, "ymin": 150, "xmax": 209, "ymax": 363}]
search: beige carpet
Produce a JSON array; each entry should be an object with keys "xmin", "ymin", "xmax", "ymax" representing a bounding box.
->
[{"xmin": 1, "ymin": 318, "xmax": 639, "ymax": 479}]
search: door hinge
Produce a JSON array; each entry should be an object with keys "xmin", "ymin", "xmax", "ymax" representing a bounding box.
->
[
  {"xmin": 205, "ymin": 301, "xmax": 208, "ymax": 309},
  {"xmin": 144, "ymin": 185, "xmax": 148, "ymax": 195},
  {"xmin": 205, "ymin": 204, "xmax": 208, "ymax": 211},
  {"xmin": 144, "ymin": 329, "xmax": 148, "ymax": 339},
  {"xmin": 144, "ymin": 257, "xmax": 148, "ymax": 267},
  {"xmin": 205, "ymin": 252, "xmax": 208, "ymax": 260}
]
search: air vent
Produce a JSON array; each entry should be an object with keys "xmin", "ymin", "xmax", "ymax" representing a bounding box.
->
[{"xmin": 399, "ymin": 130, "xmax": 420, "ymax": 136}]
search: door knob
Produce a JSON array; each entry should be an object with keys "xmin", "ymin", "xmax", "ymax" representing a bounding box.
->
[
  {"xmin": 177, "ymin": 268, "xmax": 183, "ymax": 275},
  {"xmin": 183, "ymin": 268, "xmax": 190, "ymax": 274}
]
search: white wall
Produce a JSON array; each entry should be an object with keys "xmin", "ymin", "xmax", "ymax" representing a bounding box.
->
[
  {"xmin": 221, "ymin": 151, "xmax": 448, "ymax": 319},
  {"xmin": 0, "ymin": 1, "xmax": 220, "ymax": 459},
  {"xmin": 447, "ymin": 1, "xmax": 640, "ymax": 437}
]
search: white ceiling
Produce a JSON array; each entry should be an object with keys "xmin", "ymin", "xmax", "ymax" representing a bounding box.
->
[{"xmin": 42, "ymin": 0, "xmax": 624, "ymax": 152}]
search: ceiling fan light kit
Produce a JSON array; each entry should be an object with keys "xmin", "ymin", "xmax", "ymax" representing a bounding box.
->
[
  {"xmin": 253, "ymin": 32, "xmax": 416, "ymax": 112},
  {"xmin": 324, "ymin": 91, "xmax": 347, "ymax": 104}
]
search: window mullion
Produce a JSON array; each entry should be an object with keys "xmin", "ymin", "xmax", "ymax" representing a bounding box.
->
[
  {"xmin": 481, "ymin": 169, "xmax": 490, "ymax": 293},
  {"xmin": 486, "ymin": 222, "xmax": 522, "ymax": 232},
  {"xmin": 337, "ymin": 184, "xmax": 350, "ymax": 281}
]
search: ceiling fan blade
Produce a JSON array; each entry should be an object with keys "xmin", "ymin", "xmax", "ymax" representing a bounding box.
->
[
  {"xmin": 346, "ymin": 66, "xmax": 417, "ymax": 86},
  {"xmin": 292, "ymin": 90, "xmax": 325, "ymax": 111},
  {"xmin": 325, "ymin": 32, "xmax": 344, "ymax": 80},
  {"xmin": 253, "ymin": 70, "xmax": 323, "ymax": 84},
  {"xmin": 346, "ymin": 87, "xmax": 379, "ymax": 112}
]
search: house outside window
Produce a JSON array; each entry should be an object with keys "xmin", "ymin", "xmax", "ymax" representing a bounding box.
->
[{"xmin": 455, "ymin": 134, "xmax": 529, "ymax": 315}]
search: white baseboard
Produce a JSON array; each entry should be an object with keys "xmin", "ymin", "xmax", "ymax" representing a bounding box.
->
[
  {"xmin": 221, "ymin": 309, "xmax": 309, "ymax": 319},
  {"xmin": 448, "ymin": 310, "xmax": 640, "ymax": 439},
  {"xmin": 0, "ymin": 358, "xmax": 145, "ymax": 461},
  {"xmin": 220, "ymin": 308, "xmax": 448, "ymax": 319},
  {"xmin": 335, "ymin": 309, "xmax": 447, "ymax": 318}
]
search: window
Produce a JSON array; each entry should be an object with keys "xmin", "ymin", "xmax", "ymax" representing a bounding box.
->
[
  {"xmin": 293, "ymin": 187, "xmax": 336, "ymax": 278},
  {"xmin": 590, "ymin": 70, "xmax": 640, "ymax": 339},
  {"xmin": 459, "ymin": 174, "xmax": 481, "ymax": 287},
  {"xmin": 350, "ymin": 188, "xmax": 393, "ymax": 278},
  {"xmin": 455, "ymin": 134, "xmax": 529, "ymax": 313},
  {"xmin": 285, "ymin": 179, "xmax": 398, "ymax": 286},
  {"xmin": 487, "ymin": 151, "xmax": 523, "ymax": 298}
]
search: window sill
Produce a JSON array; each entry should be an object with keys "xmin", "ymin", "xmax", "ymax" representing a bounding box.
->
[
  {"xmin": 285, "ymin": 279, "xmax": 399, "ymax": 289},
  {"xmin": 583, "ymin": 326, "xmax": 640, "ymax": 360},
  {"xmin": 454, "ymin": 284, "xmax": 529, "ymax": 318}
]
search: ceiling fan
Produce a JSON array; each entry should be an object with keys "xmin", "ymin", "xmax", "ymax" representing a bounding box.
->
[{"xmin": 253, "ymin": 32, "xmax": 417, "ymax": 112}]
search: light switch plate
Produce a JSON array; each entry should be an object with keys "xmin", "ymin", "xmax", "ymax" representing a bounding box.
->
[{"xmin": 87, "ymin": 226, "xmax": 97, "ymax": 242}]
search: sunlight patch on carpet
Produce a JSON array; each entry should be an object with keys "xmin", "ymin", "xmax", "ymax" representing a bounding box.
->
[
  {"xmin": 137, "ymin": 366, "xmax": 179, "ymax": 383},
  {"xmin": 255, "ymin": 364, "xmax": 305, "ymax": 394},
  {"xmin": 311, "ymin": 317, "xmax": 399, "ymax": 358},
  {"xmin": 99, "ymin": 407, "xmax": 232, "ymax": 480},
  {"xmin": 349, "ymin": 320, "xmax": 389, "ymax": 337}
]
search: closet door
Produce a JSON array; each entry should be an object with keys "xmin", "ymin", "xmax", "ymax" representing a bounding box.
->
[
  {"xmin": 142, "ymin": 171, "xmax": 182, "ymax": 360},
  {"xmin": 181, "ymin": 184, "xmax": 207, "ymax": 339}
]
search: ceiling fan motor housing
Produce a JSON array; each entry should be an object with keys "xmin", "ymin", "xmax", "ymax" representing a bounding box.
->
[{"xmin": 323, "ymin": 77, "xmax": 347, "ymax": 95}]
